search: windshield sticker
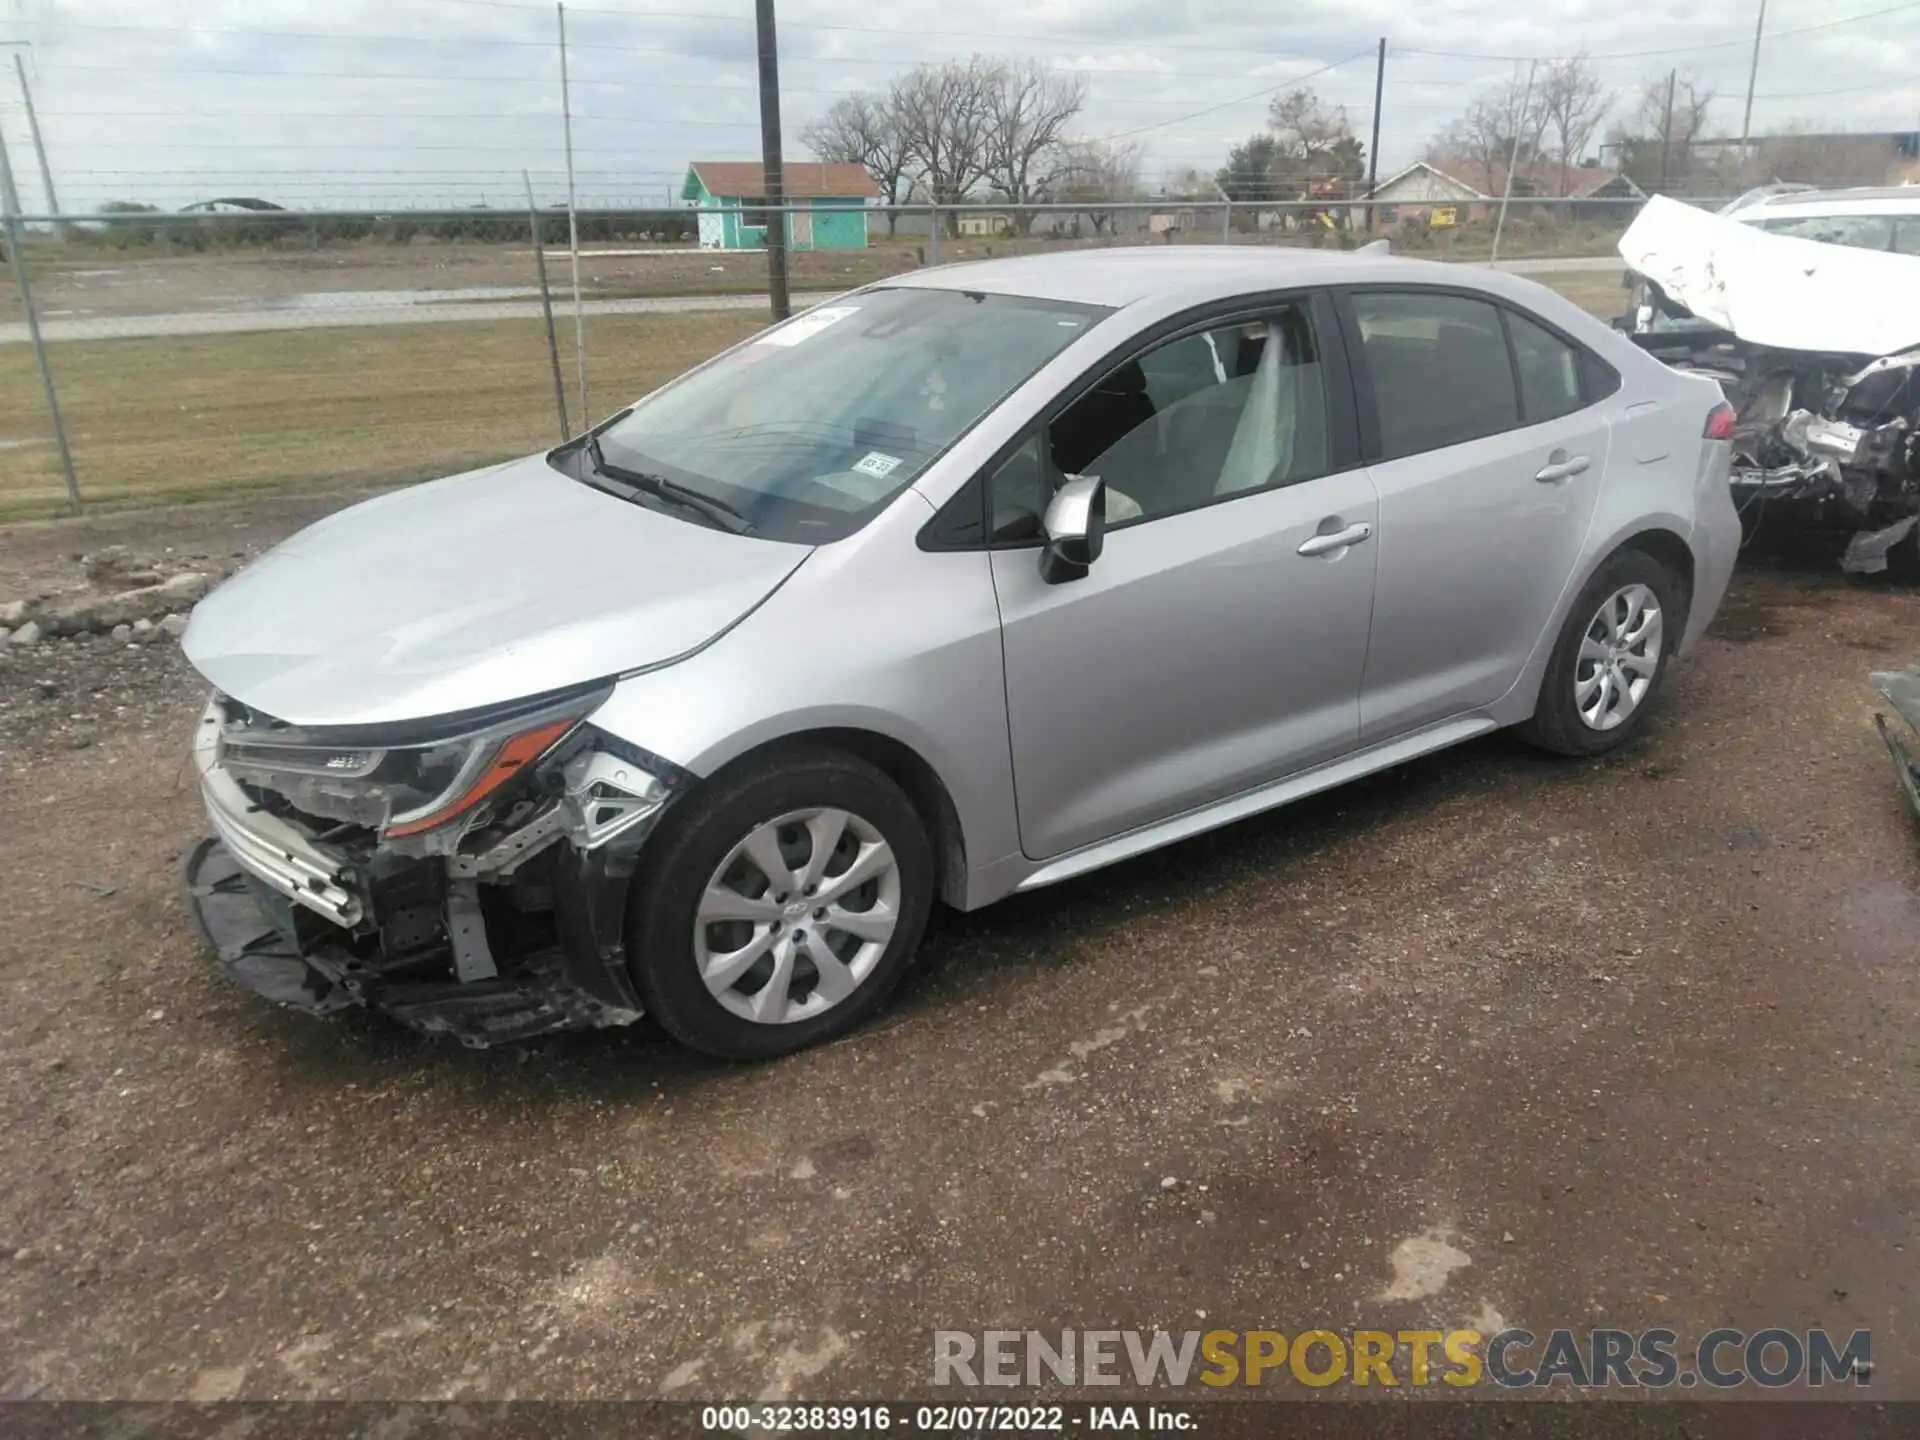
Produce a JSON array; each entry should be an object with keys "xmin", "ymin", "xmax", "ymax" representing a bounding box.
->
[
  {"xmin": 852, "ymin": 450, "xmax": 903, "ymax": 479},
  {"xmin": 754, "ymin": 305, "xmax": 860, "ymax": 348}
]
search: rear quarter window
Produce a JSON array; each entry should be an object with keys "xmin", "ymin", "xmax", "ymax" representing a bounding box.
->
[{"xmin": 1350, "ymin": 291, "xmax": 1520, "ymax": 459}]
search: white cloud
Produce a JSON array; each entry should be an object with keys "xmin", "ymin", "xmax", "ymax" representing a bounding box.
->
[{"xmin": 0, "ymin": 0, "xmax": 1912, "ymax": 210}]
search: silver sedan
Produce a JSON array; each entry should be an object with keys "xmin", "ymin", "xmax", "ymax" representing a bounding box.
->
[{"xmin": 183, "ymin": 246, "xmax": 1740, "ymax": 1058}]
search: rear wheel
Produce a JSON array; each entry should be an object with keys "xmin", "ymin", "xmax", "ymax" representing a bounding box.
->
[
  {"xmin": 1520, "ymin": 548, "xmax": 1683, "ymax": 757},
  {"xmin": 625, "ymin": 749, "xmax": 934, "ymax": 1060}
]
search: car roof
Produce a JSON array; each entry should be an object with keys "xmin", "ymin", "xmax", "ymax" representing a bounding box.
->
[
  {"xmin": 880, "ymin": 244, "xmax": 1493, "ymax": 309},
  {"xmin": 1738, "ymin": 185, "xmax": 1920, "ymax": 218}
]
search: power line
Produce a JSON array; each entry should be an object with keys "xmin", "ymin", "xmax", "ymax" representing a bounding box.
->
[
  {"xmin": 16, "ymin": 18, "xmax": 1349, "ymax": 81},
  {"xmin": 1103, "ymin": 53, "xmax": 1373, "ymax": 139},
  {"xmin": 1394, "ymin": 0, "xmax": 1920, "ymax": 62}
]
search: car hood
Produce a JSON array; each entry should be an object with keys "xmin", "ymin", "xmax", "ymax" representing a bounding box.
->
[
  {"xmin": 183, "ymin": 454, "xmax": 809, "ymax": 727},
  {"xmin": 1619, "ymin": 193, "xmax": 1920, "ymax": 355}
]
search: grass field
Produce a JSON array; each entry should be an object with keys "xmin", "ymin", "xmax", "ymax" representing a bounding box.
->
[
  {"xmin": 0, "ymin": 312, "xmax": 763, "ymax": 519},
  {"xmin": 0, "ymin": 269, "xmax": 1626, "ymax": 522}
]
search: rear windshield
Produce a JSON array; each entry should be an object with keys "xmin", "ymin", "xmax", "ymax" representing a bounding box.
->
[{"xmin": 590, "ymin": 286, "xmax": 1109, "ymax": 543}]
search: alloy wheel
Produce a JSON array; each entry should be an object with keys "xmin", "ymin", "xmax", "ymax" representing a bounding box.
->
[
  {"xmin": 1574, "ymin": 582, "xmax": 1663, "ymax": 731},
  {"xmin": 693, "ymin": 807, "xmax": 901, "ymax": 1025}
]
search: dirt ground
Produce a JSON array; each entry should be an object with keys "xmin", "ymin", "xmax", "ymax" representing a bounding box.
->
[{"xmin": 0, "ymin": 495, "xmax": 1916, "ymax": 1404}]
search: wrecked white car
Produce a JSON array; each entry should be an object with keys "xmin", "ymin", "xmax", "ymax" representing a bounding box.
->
[{"xmin": 1620, "ymin": 194, "xmax": 1920, "ymax": 571}]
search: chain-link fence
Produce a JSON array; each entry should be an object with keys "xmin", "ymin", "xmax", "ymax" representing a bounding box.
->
[{"xmin": 0, "ymin": 193, "xmax": 1699, "ymax": 521}]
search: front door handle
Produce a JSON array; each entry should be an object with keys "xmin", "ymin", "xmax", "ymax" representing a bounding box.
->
[
  {"xmin": 1535, "ymin": 451, "xmax": 1591, "ymax": 483},
  {"xmin": 1297, "ymin": 521, "xmax": 1373, "ymax": 557}
]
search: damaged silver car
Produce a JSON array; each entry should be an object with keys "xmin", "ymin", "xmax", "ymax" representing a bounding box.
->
[
  {"xmin": 184, "ymin": 247, "xmax": 1739, "ymax": 1059},
  {"xmin": 1620, "ymin": 193, "xmax": 1920, "ymax": 571}
]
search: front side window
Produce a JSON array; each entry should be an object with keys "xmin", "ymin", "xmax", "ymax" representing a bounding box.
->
[
  {"xmin": 1351, "ymin": 291, "xmax": 1520, "ymax": 459},
  {"xmin": 584, "ymin": 287, "xmax": 1108, "ymax": 543},
  {"xmin": 987, "ymin": 304, "xmax": 1331, "ymax": 541}
]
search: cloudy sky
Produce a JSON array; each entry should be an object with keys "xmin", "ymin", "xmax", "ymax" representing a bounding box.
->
[{"xmin": 0, "ymin": 0, "xmax": 1914, "ymax": 212}]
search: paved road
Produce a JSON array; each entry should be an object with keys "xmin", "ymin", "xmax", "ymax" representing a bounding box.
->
[
  {"xmin": 0, "ymin": 290, "xmax": 848, "ymax": 345},
  {"xmin": 1, "ymin": 255, "xmax": 1625, "ymax": 345},
  {"xmin": 0, "ymin": 510, "xmax": 1913, "ymax": 1400}
]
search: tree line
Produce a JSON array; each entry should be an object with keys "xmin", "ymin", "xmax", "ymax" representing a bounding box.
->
[{"xmin": 803, "ymin": 55, "xmax": 1140, "ymax": 234}]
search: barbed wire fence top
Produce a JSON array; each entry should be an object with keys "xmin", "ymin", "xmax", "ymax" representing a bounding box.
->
[{"xmin": 0, "ymin": 0, "xmax": 1913, "ymax": 519}]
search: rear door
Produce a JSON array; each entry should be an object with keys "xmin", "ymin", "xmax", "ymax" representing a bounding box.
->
[{"xmin": 1338, "ymin": 288, "xmax": 1610, "ymax": 742}]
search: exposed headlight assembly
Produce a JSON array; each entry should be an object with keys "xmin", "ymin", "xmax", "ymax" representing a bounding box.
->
[{"xmin": 214, "ymin": 685, "xmax": 611, "ymax": 841}]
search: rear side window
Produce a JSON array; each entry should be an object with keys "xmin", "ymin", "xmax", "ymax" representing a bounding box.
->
[
  {"xmin": 1350, "ymin": 291, "xmax": 1519, "ymax": 459},
  {"xmin": 1757, "ymin": 214, "xmax": 1895, "ymax": 252},
  {"xmin": 1503, "ymin": 309, "xmax": 1584, "ymax": 424}
]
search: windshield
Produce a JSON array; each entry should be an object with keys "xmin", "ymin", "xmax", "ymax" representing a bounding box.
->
[{"xmin": 581, "ymin": 286, "xmax": 1109, "ymax": 543}]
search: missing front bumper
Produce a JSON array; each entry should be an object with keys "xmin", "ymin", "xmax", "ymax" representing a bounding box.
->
[{"xmin": 184, "ymin": 836, "xmax": 643, "ymax": 1047}]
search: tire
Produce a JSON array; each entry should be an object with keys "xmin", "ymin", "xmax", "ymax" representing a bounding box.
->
[
  {"xmin": 1519, "ymin": 547, "xmax": 1684, "ymax": 757},
  {"xmin": 624, "ymin": 748, "xmax": 935, "ymax": 1060}
]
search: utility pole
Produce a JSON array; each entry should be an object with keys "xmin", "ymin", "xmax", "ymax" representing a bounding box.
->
[
  {"xmin": 13, "ymin": 55, "xmax": 64, "ymax": 239},
  {"xmin": 1738, "ymin": 0, "xmax": 1768, "ymax": 176},
  {"xmin": 1490, "ymin": 59, "xmax": 1536, "ymax": 265},
  {"xmin": 1657, "ymin": 68, "xmax": 1678, "ymax": 193},
  {"xmin": 1364, "ymin": 38, "xmax": 1385, "ymax": 233},
  {"xmin": 557, "ymin": 3, "xmax": 588, "ymax": 427},
  {"xmin": 755, "ymin": 0, "xmax": 791, "ymax": 322}
]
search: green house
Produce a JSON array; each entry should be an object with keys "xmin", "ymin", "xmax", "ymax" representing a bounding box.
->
[{"xmin": 682, "ymin": 161, "xmax": 878, "ymax": 251}]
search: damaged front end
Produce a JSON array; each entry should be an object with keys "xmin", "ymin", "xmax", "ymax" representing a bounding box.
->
[
  {"xmin": 1631, "ymin": 321, "xmax": 1920, "ymax": 571},
  {"xmin": 1873, "ymin": 667, "xmax": 1920, "ymax": 822},
  {"xmin": 1619, "ymin": 194, "xmax": 1920, "ymax": 571},
  {"xmin": 185, "ymin": 685, "xmax": 686, "ymax": 1047}
]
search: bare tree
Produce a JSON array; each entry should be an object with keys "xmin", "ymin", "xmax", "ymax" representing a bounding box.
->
[
  {"xmin": 979, "ymin": 59, "xmax": 1088, "ymax": 231},
  {"xmin": 890, "ymin": 57, "xmax": 996, "ymax": 229},
  {"xmin": 1609, "ymin": 72, "xmax": 1716, "ymax": 190},
  {"xmin": 1538, "ymin": 52, "xmax": 1614, "ymax": 197},
  {"xmin": 1056, "ymin": 137, "xmax": 1141, "ymax": 235},
  {"xmin": 1266, "ymin": 88, "xmax": 1364, "ymax": 197},
  {"xmin": 1430, "ymin": 72, "xmax": 1552, "ymax": 193},
  {"xmin": 802, "ymin": 91, "xmax": 914, "ymax": 234}
]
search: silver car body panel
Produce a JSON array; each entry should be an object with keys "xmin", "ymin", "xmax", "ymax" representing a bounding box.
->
[
  {"xmin": 990, "ymin": 468, "xmax": 1378, "ymax": 859},
  {"xmin": 181, "ymin": 455, "xmax": 810, "ymax": 727},
  {"xmin": 187, "ymin": 247, "xmax": 1739, "ymax": 917}
]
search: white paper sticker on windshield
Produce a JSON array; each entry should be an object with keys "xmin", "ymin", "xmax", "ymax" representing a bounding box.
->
[
  {"xmin": 755, "ymin": 304, "xmax": 859, "ymax": 347},
  {"xmin": 852, "ymin": 451, "xmax": 902, "ymax": 479}
]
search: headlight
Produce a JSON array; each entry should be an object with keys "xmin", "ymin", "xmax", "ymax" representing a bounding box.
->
[{"xmin": 214, "ymin": 688, "xmax": 607, "ymax": 840}]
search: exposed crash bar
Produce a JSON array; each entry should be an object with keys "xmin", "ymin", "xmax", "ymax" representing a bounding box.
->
[{"xmin": 192, "ymin": 705, "xmax": 364, "ymax": 927}]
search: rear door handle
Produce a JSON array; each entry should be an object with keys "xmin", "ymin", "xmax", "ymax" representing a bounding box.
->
[
  {"xmin": 1297, "ymin": 521, "xmax": 1372, "ymax": 557},
  {"xmin": 1535, "ymin": 452, "xmax": 1591, "ymax": 483}
]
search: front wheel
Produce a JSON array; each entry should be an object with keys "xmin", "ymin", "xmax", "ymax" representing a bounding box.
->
[
  {"xmin": 624, "ymin": 749, "xmax": 935, "ymax": 1060},
  {"xmin": 1519, "ymin": 548, "xmax": 1684, "ymax": 757}
]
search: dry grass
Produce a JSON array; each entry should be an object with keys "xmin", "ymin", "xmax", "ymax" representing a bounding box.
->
[
  {"xmin": 0, "ymin": 312, "xmax": 762, "ymax": 520},
  {"xmin": 0, "ymin": 269, "xmax": 1627, "ymax": 521},
  {"xmin": 1525, "ymin": 267, "xmax": 1631, "ymax": 317}
]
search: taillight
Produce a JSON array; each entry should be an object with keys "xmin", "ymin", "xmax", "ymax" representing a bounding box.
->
[{"xmin": 1704, "ymin": 401, "xmax": 1736, "ymax": 441}]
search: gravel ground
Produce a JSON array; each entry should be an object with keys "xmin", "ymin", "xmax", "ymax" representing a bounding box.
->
[{"xmin": 0, "ymin": 499, "xmax": 1916, "ymax": 1404}]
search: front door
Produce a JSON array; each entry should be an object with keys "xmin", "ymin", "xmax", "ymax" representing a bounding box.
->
[
  {"xmin": 987, "ymin": 301, "xmax": 1380, "ymax": 860},
  {"xmin": 1342, "ymin": 289, "xmax": 1609, "ymax": 740},
  {"xmin": 789, "ymin": 208, "xmax": 813, "ymax": 250}
]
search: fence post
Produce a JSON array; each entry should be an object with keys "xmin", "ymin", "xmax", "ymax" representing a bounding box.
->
[
  {"xmin": 0, "ymin": 122, "xmax": 80, "ymax": 514},
  {"xmin": 929, "ymin": 202, "xmax": 939, "ymax": 264},
  {"xmin": 525, "ymin": 171, "xmax": 571, "ymax": 443}
]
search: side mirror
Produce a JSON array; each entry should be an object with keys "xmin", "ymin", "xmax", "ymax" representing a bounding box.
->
[{"xmin": 1039, "ymin": 474, "xmax": 1106, "ymax": 585}]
